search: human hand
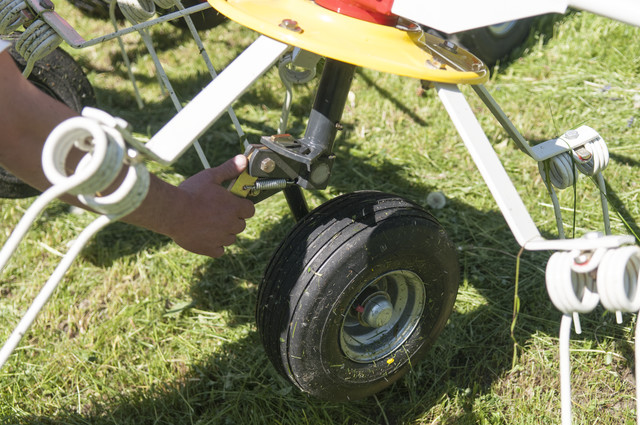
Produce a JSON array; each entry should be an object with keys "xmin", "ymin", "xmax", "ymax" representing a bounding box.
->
[{"xmin": 168, "ymin": 155, "xmax": 255, "ymax": 258}]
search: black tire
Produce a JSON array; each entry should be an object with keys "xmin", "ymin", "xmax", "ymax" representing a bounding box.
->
[
  {"xmin": 256, "ymin": 191, "xmax": 459, "ymax": 401},
  {"xmin": 450, "ymin": 18, "xmax": 534, "ymax": 67},
  {"xmin": 7, "ymin": 37, "xmax": 96, "ymax": 112},
  {"xmin": 1, "ymin": 35, "xmax": 95, "ymax": 198},
  {"xmin": 163, "ymin": 0, "xmax": 227, "ymax": 31},
  {"xmin": 64, "ymin": 0, "xmax": 124, "ymax": 21}
]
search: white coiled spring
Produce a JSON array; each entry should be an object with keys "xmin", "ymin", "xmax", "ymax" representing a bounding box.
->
[
  {"xmin": 0, "ymin": 108, "xmax": 150, "ymax": 369},
  {"xmin": 117, "ymin": 0, "xmax": 156, "ymax": 23},
  {"xmin": 597, "ymin": 246, "xmax": 640, "ymax": 313},
  {"xmin": 116, "ymin": 0, "xmax": 176, "ymax": 19},
  {"xmin": 538, "ymin": 132, "xmax": 609, "ymax": 190},
  {"xmin": 152, "ymin": 0, "xmax": 175, "ymax": 11},
  {"xmin": 0, "ymin": 0, "xmax": 27, "ymax": 34},
  {"xmin": 546, "ymin": 245, "xmax": 640, "ymax": 425},
  {"xmin": 546, "ymin": 250, "xmax": 600, "ymax": 318},
  {"xmin": 538, "ymin": 129, "xmax": 612, "ymax": 238}
]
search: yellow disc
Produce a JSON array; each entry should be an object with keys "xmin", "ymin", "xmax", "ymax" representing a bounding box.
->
[{"xmin": 207, "ymin": 0, "xmax": 489, "ymax": 84}]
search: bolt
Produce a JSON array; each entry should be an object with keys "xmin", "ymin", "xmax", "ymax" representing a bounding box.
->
[
  {"xmin": 565, "ymin": 130, "xmax": 579, "ymax": 140},
  {"xmin": 39, "ymin": 0, "xmax": 54, "ymax": 10},
  {"xmin": 279, "ymin": 19, "xmax": 303, "ymax": 33},
  {"xmin": 441, "ymin": 40, "xmax": 458, "ymax": 53},
  {"xmin": 260, "ymin": 157, "xmax": 276, "ymax": 174}
]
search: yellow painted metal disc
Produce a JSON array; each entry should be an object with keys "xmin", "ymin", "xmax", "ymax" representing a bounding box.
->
[{"xmin": 207, "ymin": 0, "xmax": 489, "ymax": 84}]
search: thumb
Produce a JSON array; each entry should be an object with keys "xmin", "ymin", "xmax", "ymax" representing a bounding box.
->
[{"xmin": 210, "ymin": 155, "xmax": 248, "ymax": 184}]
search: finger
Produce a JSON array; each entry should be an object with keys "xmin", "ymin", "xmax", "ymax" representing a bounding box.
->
[
  {"xmin": 228, "ymin": 218, "xmax": 247, "ymax": 235},
  {"xmin": 210, "ymin": 155, "xmax": 248, "ymax": 185},
  {"xmin": 209, "ymin": 246, "xmax": 224, "ymax": 258},
  {"xmin": 220, "ymin": 233, "xmax": 237, "ymax": 247},
  {"xmin": 236, "ymin": 199, "xmax": 255, "ymax": 219}
]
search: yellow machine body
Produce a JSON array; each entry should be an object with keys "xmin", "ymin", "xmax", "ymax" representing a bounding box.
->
[{"xmin": 207, "ymin": 0, "xmax": 489, "ymax": 84}]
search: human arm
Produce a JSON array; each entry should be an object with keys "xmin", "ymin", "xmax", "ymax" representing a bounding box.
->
[{"xmin": 0, "ymin": 49, "xmax": 254, "ymax": 258}]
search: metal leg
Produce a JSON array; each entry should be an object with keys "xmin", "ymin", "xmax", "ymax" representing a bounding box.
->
[{"xmin": 284, "ymin": 186, "xmax": 309, "ymax": 221}]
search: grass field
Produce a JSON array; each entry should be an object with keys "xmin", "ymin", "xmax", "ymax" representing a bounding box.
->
[{"xmin": 1, "ymin": 4, "xmax": 640, "ymax": 424}]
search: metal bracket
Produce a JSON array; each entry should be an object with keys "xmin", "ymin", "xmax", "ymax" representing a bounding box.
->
[{"xmin": 24, "ymin": 0, "xmax": 86, "ymax": 46}]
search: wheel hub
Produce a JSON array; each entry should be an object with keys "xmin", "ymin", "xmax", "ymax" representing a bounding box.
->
[
  {"xmin": 359, "ymin": 293, "xmax": 393, "ymax": 328},
  {"xmin": 340, "ymin": 270, "xmax": 426, "ymax": 363}
]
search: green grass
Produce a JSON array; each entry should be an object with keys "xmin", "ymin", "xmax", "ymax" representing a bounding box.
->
[{"xmin": 2, "ymin": 5, "xmax": 640, "ymax": 424}]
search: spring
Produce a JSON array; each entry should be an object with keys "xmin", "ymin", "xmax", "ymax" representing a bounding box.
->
[
  {"xmin": 0, "ymin": 110, "xmax": 150, "ymax": 369},
  {"xmin": 152, "ymin": 0, "xmax": 175, "ymax": 10},
  {"xmin": 14, "ymin": 19, "xmax": 61, "ymax": 77},
  {"xmin": 250, "ymin": 179, "xmax": 289, "ymax": 191},
  {"xmin": 0, "ymin": 0, "xmax": 27, "ymax": 34},
  {"xmin": 538, "ymin": 133, "xmax": 609, "ymax": 190},
  {"xmin": 538, "ymin": 152, "xmax": 576, "ymax": 190},
  {"xmin": 545, "ymin": 250, "xmax": 600, "ymax": 315},
  {"xmin": 574, "ymin": 135, "xmax": 609, "ymax": 176},
  {"xmin": 42, "ymin": 112, "xmax": 150, "ymax": 216},
  {"xmin": 117, "ymin": 0, "xmax": 155, "ymax": 23},
  {"xmin": 597, "ymin": 245, "xmax": 640, "ymax": 313},
  {"xmin": 42, "ymin": 117, "xmax": 126, "ymax": 197}
]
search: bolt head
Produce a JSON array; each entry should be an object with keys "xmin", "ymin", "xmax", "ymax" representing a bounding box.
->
[
  {"xmin": 565, "ymin": 130, "xmax": 579, "ymax": 140},
  {"xmin": 279, "ymin": 19, "xmax": 303, "ymax": 33},
  {"xmin": 260, "ymin": 157, "xmax": 276, "ymax": 174}
]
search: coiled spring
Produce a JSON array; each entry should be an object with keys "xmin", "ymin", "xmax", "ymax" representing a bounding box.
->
[
  {"xmin": 0, "ymin": 0, "xmax": 63, "ymax": 79},
  {"xmin": 538, "ymin": 132, "xmax": 609, "ymax": 190},
  {"xmin": 546, "ymin": 244, "xmax": 640, "ymax": 425},
  {"xmin": 0, "ymin": 0, "xmax": 27, "ymax": 34},
  {"xmin": 538, "ymin": 128, "xmax": 611, "ymax": 238},
  {"xmin": 116, "ymin": 0, "xmax": 177, "ymax": 23},
  {"xmin": 0, "ymin": 108, "xmax": 150, "ymax": 369}
]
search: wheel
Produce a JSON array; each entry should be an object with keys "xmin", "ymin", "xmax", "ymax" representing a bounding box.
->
[
  {"xmin": 63, "ymin": 0, "xmax": 124, "ymax": 20},
  {"xmin": 162, "ymin": 0, "xmax": 227, "ymax": 31},
  {"xmin": 256, "ymin": 191, "xmax": 459, "ymax": 401},
  {"xmin": 1, "ymin": 35, "xmax": 95, "ymax": 198},
  {"xmin": 450, "ymin": 18, "xmax": 534, "ymax": 67},
  {"xmin": 7, "ymin": 36, "xmax": 96, "ymax": 112}
]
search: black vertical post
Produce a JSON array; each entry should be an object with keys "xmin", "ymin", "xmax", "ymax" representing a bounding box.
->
[{"xmin": 284, "ymin": 58, "xmax": 356, "ymax": 220}]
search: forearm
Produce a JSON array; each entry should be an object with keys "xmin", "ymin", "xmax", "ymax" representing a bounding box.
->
[
  {"xmin": 0, "ymin": 50, "xmax": 254, "ymax": 257},
  {"xmin": 0, "ymin": 51, "xmax": 77, "ymax": 192}
]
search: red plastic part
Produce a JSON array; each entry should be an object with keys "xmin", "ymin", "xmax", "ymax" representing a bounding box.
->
[{"xmin": 314, "ymin": 0, "xmax": 398, "ymax": 26}]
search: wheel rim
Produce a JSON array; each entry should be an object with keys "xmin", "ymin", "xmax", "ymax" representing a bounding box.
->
[
  {"xmin": 487, "ymin": 20, "xmax": 517, "ymax": 37},
  {"xmin": 340, "ymin": 270, "xmax": 426, "ymax": 363}
]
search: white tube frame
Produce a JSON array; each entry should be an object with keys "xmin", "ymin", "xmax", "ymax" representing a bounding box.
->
[{"xmin": 142, "ymin": 35, "xmax": 290, "ymax": 165}]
